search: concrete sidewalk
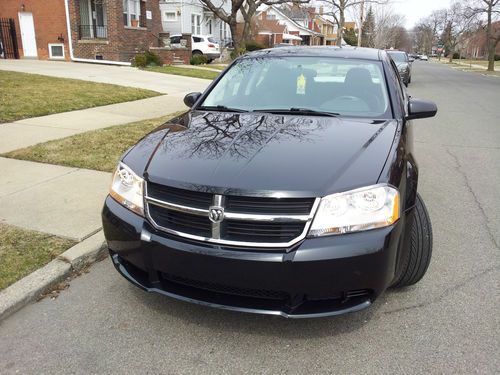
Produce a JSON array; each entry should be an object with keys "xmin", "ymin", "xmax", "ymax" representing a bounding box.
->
[
  {"xmin": 1, "ymin": 158, "xmax": 110, "ymax": 241},
  {"xmin": 0, "ymin": 95, "xmax": 188, "ymax": 239},
  {"xmin": 0, "ymin": 60, "xmax": 209, "ymax": 96},
  {"xmin": 0, "ymin": 95, "xmax": 187, "ymax": 153}
]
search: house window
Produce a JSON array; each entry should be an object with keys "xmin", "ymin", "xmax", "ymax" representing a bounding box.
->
[
  {"xmin": 207, "ymin": 19, "xmax": 212, "ymax": 34},
  {"xmin": 48, "ymin": 43, "xmax": 65, "ymax": 59},
  {"xmin": 164, "ymin": 11, "xmax": 176, "ymax": 22},
  {"xmin": 123, "ymin": 0, "xmax": 141, "ymax": 27},
  {"xmin": 78, "ymin": 0, "xmax": 107, "ymax": 39},
  {"xmin": 266, "ymin": 14, "xmax": 276, "ymax": 20},
  {"xmin": 191, "ymin": 14, "xmax": 201, "ymax": 35}
]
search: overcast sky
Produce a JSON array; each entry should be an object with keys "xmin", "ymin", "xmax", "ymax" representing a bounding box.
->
[{"xmin": 389, "ymin": 0, "xmax": 453, "ymax": 29}]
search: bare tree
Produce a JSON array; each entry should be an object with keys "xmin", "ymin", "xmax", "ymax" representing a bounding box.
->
[
  {"xmin": 199, "ymin": 0, "xmax": 310, "ymax": 51},
  {"xmin": 464, "ymin": 0, "xmax": 500, "ymax": 71},
  {"xmin": 440, "ymin": 2, "xmax": 476, "ymax": 62},
  {"xmin": 412, "ymin": 22, "xmax": 435, "ymax": 54},
  {"xmin": 413, "ymin": 10, "xmax": 444, "ymax": 54},
  {"xmin": 372, "ymin": 7, "xmax": 405, "ymax": 49},
  {"xmin": 320, "ymin": 0, "xmax": 388, "ymax": 46}
]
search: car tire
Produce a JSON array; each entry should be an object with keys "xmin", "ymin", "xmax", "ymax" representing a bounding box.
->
[
  {"xmin": 192, "ymin": 50, "xmax": 202, "ymax": 56},
  {"xmin": 391, "ymin": 193, "xmax": 433, "ymax": 288}
]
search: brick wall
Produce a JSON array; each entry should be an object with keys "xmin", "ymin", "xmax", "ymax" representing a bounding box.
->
[
  {"xmin": 0, "ymin": 0, "xmax": 70, "ymax": 60},
  {"xmin": 150, "ymin": 33, "xmax": 192, "ymax": 65},
  {"xmin": 69, "ymin": 0, "xmax": 163, "ymax": 63}
]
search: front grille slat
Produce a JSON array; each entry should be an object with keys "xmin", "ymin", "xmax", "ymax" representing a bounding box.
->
[
  {"xmin": 226, "ymin": 196, "xmax": 315, "ymax": 215},
  {"xmin": 148, "ymin": 204, "xmax": 211, "ymax": 237},
  {"xmin": 148, "ymin": 182, "xmax": 212, "ymax": 209},
  {"xmin": 146, "ymin": 183, "xmax": 316, "ymax": 247}
]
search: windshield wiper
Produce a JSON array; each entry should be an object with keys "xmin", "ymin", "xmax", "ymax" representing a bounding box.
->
[
  {"xmin": 252, "ymin": 108, "xmax": 339, "ymax": 117},
  {"xmin": 197, "ymin": 105, "xmax": 248, "ymax": 113}
]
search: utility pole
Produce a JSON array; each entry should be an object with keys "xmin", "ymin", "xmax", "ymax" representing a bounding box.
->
[{"xmin": 357, "ymin": 0, "xmax": 365, "ymax": 47}]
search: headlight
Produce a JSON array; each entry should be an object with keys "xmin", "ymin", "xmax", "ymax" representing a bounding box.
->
[
  {"xmin": 308, "ymin": 184, "xmax": 400, "ymax": 237},
  {"xmin": 109, "ymin": 162, "xmax": 144, "ymax": 216}
]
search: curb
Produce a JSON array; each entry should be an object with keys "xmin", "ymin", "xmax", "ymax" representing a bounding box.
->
[{"xmin": 0, "ymin": 231, "xmax": 106, "ymax": 322}]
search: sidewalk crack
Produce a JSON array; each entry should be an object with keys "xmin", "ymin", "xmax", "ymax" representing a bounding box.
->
[
  {"xmin": 1, "ymin": 167, "xmax": 80, "ymax": 198},
  {"xmin": 445, "ymin": 148, "xmax": 500, "ymax": 251}
]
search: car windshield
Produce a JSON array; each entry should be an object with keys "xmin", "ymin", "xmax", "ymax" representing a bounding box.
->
[
  {"xmin": 207, "ymin": 37, "xmax": 217, "ymax": 44},
  {"xmin": 200, "ymin": 56, "xmax": 391, "ymax": 118},
  {"xmin": 387, "ymin": 52, "xmax": 407, "ymax": 63}
]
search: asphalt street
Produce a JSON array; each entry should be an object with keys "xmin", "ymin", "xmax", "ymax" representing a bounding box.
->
[{"xmin": 0, "ymin": 62, "xmax": 499, "ymax": 374}]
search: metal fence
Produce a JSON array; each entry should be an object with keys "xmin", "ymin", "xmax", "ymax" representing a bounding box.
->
[
  {"xmin": 78, "ymin": 24, "xmax": 108, "ymax": 40},
  {"xmin": 0, "ymin": 18, "xmax": 19, "ymax": 59}
]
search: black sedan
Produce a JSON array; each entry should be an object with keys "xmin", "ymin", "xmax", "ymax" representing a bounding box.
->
[
  {"xmin": 102, "ymin": 47, "xmax": 437, "ymax": 318},
  {"xmin": 387, "ymin": 50, "xmax": 412, "ymax": 86}
]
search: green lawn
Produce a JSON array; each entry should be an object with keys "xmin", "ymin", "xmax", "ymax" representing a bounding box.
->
[
  {"xmin": 2, "ymin": 113, "xmax": 184, "ymax": 172},
  {"xmin": 0, "ymin": 224, "xmax": 76, "ymax": 290},
  {"xmin": 145, "ymin": 66, "xmax": 219, "ymax": 80},
  {"xmin": 205, "ymin": 64, "xmax": 228, "ymax": 71},
  {"xmin": 452, "ymin": 59, "xmax": 495, "ymax": 68},
  {"xmin": 0, "ymin": 70, "xmax": 161, "ymax": 123}
]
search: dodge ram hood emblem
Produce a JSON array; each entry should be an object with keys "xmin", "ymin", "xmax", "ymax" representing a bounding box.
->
[{"xmin": 208, "ymin": 206, "xmax": 224, "ymax": 223}]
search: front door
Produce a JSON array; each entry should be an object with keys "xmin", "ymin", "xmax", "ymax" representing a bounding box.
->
[{"xmin": 18, "ymin": 12, "xmax": 37, "ymax": 58}]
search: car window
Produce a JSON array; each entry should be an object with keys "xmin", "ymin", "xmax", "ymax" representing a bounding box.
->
[
  {"xmin": 388, "ymin": 58, "xmax": 407, "ymax": 113},
  {"xmin": 207, "ymin": 37, "xmax": 217, "ymax": 43},
  {"xmin": 170, "ymin": 36, "xmax": 181, "ymax": 44},
  {"xmin": 201, "ymin": 57, "xmax": 392, "ymax": 119},
  {"xmin": 193, "ymin": 37, "xmax": 203, "ymax": 43},
  {"xmin": 387, "ymin": 51, "xmax": 407, "ymax": 63}
]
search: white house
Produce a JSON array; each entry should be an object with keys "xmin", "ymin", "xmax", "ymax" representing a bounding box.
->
[{"xmin": 159, "ymin": 0, "xmax": 231, "ymax": 44}]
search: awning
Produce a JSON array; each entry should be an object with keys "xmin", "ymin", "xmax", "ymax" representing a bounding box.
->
[{"xmin": 283, "ymin": 33, "xmax": 302, "ymax": 41}]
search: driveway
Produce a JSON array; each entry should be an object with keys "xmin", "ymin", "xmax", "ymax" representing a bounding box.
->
[
  {"xmin": 0, "ymin": 62, "xmax": 498, "ymax": 374},
  {"xmin": 0, "ymin": 60, "xmax": 209, "ymax": 96}
]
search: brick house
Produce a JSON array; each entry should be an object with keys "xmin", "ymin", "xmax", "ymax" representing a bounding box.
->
[
  {"xmin": 0, "ymin": 0, "xmax": 163, "ymax": 63},
  {"xmin": 460, "ymin": 21, "xmax": 500, "ymax": 59},
  {"xmin": 253, "ymin": 6, "xmax": 323, "ymax": 47}
]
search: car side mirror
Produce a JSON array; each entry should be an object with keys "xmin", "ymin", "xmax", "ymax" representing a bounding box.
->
[
  {"xmin": 407, "ymin": 98, "xmax": 437, "ymax": 120},
  {"xmin": 184, "ymin": 92, "xmax": 202, "ymax": 108},
  {"xmin": 409, "ymin": 57, "xmax": 415, "ymax": 63}
]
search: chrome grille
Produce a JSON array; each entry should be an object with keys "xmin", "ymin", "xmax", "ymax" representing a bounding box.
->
[{"xmin": 145, "ymin": 182, "xmax": 319, "ymax": 248}]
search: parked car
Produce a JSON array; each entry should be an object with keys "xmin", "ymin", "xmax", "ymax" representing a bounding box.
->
[
  {"xmin": 169, "ymin": 34, "xmax": 220, "ymax": 62},
  {"xmin": 386, "ymin": 50, "xmax": 412, "ymax": 86},
  {"xmin": 103, "ymin": 47, "xmax": 437, "ymax": 318},
  {"xmin": 420, "ymin": 54, "xmax": 429, "ymax": 61}
]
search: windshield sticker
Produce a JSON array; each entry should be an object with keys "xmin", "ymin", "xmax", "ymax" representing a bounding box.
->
[{"xmin": 296, "ymin": 74, "xmax": 306, "ymax": 95}]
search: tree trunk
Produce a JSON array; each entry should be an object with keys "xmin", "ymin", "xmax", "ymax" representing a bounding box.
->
[
  {"xmin": 336, "ymin": 9, "xmax": 345, "ymax": 46},
  {"xmin": 487, "ymin": 43, "xmax": 495, "ymax": 71},
  {"xmin": 486, "ymin": 1, "xmax": 494, "ymax": 71},
  {"xmin": 229, "ymin": 20, "xmax": 241, "ymax": 51}
]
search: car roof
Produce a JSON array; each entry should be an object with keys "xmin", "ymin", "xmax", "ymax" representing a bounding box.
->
[{"xmin": 244, "ymin": 46, "xmax": 383, "ymax": 61}]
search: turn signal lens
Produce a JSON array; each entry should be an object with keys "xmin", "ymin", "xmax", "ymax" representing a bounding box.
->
[
  {"xmin": 308, "ymin": 184, "xmax": 400, "ymax": 237},
  {"xmin": 109, "ymin": 162, "xmax": 144, "ymax": 216}
]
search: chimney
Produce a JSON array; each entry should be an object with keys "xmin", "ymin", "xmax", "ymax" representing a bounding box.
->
[{"xmin": 319, "ymin": 6, "xmax": 324, "ymax": 15}]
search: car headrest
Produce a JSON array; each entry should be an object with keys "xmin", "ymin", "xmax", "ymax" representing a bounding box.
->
[{"xmin": 344, "ymin": 68, "xmax": 373, "ymax": 88}]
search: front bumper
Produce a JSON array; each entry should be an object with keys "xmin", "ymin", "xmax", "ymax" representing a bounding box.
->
[{"xmin": 103, "ymin": 196, "xmax": 406, "ymax": 318}]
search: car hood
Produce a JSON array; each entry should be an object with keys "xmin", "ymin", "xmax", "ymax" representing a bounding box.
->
[{"xmin": 137, "ymin": 111, "xmax": 397, "ymax": 197}]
